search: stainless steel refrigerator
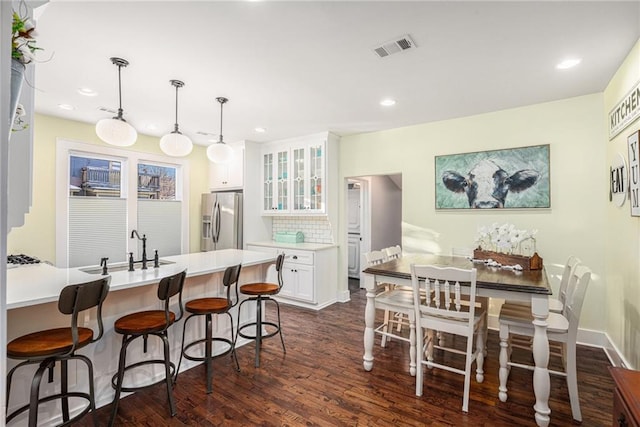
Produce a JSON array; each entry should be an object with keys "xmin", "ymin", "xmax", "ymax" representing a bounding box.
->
[{"xmin": 201, "ymin": 191, "xmax": 243, "ymax": 251}]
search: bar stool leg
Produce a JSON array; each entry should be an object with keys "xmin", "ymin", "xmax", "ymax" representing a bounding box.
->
[
  {"xmin": 205, "ymin": 313, "xmax": 213, "ymax": 393},
  {"xmin": 227, "ymin": 311, "xmax": 240, "ymax": 371},
  {"xmin": 255, "ymin": 296, "xmax": 262, "ymax": 368},
  {"xmin": 28, "ymin": 361, "xmax": 49, "ymax": 427},
  {"xmin": 273, "ymin": 299, "xmax": 286, "ymax": 352},
  {"xmin": 161, "ymin": 332, "xmax": 177, "ymax": 416},
  {"xmin": 109, "ymin": 335, "xmax": 129, "ymax": 427},
  {"xmin": 61, "ymin": 360, "xmax": 70, "ymax": 422}
]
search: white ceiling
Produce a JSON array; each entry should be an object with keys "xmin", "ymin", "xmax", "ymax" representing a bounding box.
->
[{"xmin": 32, "ymin": 1, "xmax": 640, "ymax": 146}]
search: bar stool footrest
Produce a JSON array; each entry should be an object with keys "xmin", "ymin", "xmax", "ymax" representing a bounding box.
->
[
  {"xmin": 238, "ymin": 321, "xmax": 281, "ymax": 340},
  {"xmin": 111, "ymin": 359, "xmax": 176, "ymax": 393},
  {"xmin": 182, "ymin": 337, "xmax": 235, "ymax": 362},
  {"xmin": 6, "ymin": 391, "xmax": 92, "ymax": 425}
]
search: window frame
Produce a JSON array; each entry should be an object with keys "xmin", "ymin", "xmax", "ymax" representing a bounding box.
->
[{"xmin": 55, "ymin": 138, "xmax": 190, "ymax": 267}]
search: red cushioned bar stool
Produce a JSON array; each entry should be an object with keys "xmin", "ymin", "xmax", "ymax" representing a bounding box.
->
[
  {"xmin": 176, "ymin": 263, "xmax": 242, "ymax": 393},
  {"xmin": 108, "ymin": 270, "xmax": 186, "ymax": 427},
  {"xmin": 6, "ymin": 276, "xmax": 110, "ymax": 427},
  {"xmin": 237, "ymin": 254, "xmax": 285, "ymax": 367}
]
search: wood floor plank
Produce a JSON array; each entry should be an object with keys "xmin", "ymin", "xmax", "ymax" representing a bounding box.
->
[{"xmin": 77, "ymin": 288, "xmax": 614, "ymax": 426}]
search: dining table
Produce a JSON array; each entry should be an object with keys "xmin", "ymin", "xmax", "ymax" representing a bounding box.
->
[{"xmin": 362, "ymin": 253, "xmax": 553, "ymax": 427}]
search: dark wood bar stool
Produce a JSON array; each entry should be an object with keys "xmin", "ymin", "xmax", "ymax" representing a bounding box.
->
[
  {"xmin": 176, "ymin": 264, "xmax": 242, "ymax": 393},
  {"xmin": 237, "ymin": 254, "xmax": 285, "ymax": 367},
  {"xmin": 108, "ymin": 270, "xmax": 186, "ymax": 427},
  {"xmin": 6, "ymin": 276, "xmax": 110, "ymax": 427}
]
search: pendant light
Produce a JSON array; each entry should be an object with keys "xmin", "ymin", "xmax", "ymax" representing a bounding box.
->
[
  {"xmin": 95, "ymin": 57, "xmax": 137, "ymax": 147},
  {"xmin": 206, "ymin": 97, "xmax": 234, "ymax": 164},
  {"xmin": 159, "ymin": 80, "xmax": 193, "ymax": 157}
]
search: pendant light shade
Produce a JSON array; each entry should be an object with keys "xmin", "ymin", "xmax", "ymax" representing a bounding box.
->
[
  {"xmin": 96, "ymin": 57, "xmax": 137, "ymax": 147},
  {"xmin": 206, "ymin": 97, "xmax": 234, "ymax": 164},
  {"xmin": 160, "ymin": 80, "xmax": 193, "ymax": 157}
]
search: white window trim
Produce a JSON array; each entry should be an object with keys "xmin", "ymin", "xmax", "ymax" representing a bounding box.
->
[{"xmin": 55, "ymin": 138, "xmax": 190, "ymax": 267}]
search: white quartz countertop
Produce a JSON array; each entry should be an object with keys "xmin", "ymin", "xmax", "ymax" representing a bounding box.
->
[
  {"xmin": 247, "ymin": 241, "xmax": 338, "ymax": 251},
  {"xmin": 7, "ymin": 249, "xmax": 276, "ymax": 310}
]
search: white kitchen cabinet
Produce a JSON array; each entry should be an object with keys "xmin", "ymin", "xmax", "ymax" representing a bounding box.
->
[
  {"xmin": 209, "ymin": 144, "xmax": 244, "ymax": 190},
  {"xmin": 261, "ymin": 132, "xmax": 336, "ymax": 215},
  {"xmin": 246, "ymin": 242, "xmax": 338, "ymax": 310}
]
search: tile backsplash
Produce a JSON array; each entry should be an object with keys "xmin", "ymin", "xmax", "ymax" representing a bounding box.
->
[{"xmin": 272, "ymin": 216, "xmax": 334, "ymax": 244}]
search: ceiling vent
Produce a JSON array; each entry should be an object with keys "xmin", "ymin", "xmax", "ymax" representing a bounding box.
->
[
  {"xmin": 373, "ymin": 34, "xmax": 416, "ymax": 58},
  {"xmin": 98, "ymin": 106, "xmax": 117, "ymax": 114}
]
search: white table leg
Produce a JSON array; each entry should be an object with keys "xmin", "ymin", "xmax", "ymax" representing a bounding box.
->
[
  {"xmin": 409, "ymin": 310, "xmax": 416, "ymax": 376},
  {"xmin": 531, "ymin": 294, "xmax": 551, "ymax": 427},
  {"xmin": 363, "ymin": 273, "xmax": 376, "ymax": 371}
]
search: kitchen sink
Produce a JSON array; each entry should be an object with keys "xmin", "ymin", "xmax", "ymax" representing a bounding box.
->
[{"xmin": 80, "ymin": 259, "xmax": 175, "ymax": 274}]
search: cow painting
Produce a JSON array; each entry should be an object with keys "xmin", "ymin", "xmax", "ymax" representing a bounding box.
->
[{"xmin": 442, "ymin": 159, "xmax": 540, "ymax": 208}]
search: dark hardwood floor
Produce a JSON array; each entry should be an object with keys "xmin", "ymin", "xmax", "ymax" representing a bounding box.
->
[{"xmin": 80, "ymin": 285, "xmax": 614, "ymax": 426}]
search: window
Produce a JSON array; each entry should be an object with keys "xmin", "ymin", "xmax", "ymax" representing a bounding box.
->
[
  {"xmin": 56, "ymin": 139, "xmax": 189, "ymax": 268},
  {"xmin": 70, "ymin": 155, "xmax": 122, "ymax": 197}
]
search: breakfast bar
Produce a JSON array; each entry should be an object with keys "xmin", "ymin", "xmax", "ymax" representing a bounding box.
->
[{"xmin": 6, "ymin": 249, "xmax": 276, "ymax": 425}]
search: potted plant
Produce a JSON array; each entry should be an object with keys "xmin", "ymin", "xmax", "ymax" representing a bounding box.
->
[{"xmin": 10, "ymin": 10, "xmax": 40, "ymax": 131}]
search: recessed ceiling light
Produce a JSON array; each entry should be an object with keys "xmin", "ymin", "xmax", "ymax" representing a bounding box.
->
[
  {"xmin": 556, "ymin": 58, "xmax": 581, "ymax": 70},
  {"xmin": 380, "ymin": 98, "xmax": 396, "ymax": 107},
  {"xmin": 255, "ymin": 127, "xmax": 266, "ymax": 133},
  {"xmin": 77, "ymin": 87, "xmax": 97, "ymax": 96},
  {"xmin": 58, "ymin": 104, "xmax": 75, "ymax": 110}
]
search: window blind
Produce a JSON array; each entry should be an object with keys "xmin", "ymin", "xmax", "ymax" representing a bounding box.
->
[
  {"xmin": 68, "ymin": 198, "xmax": 127, "ymax": 267},
  {"xmin": 137, "ymin": 200, "xmax": 182, "ymax": 257}
]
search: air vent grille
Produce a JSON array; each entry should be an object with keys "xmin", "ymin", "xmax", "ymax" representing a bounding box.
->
[
  {"xmin": 373, "ymin": 34, "xmax": 416, "ymax": 58},
  {"xmin": 98, "ymin": 106, "xmax": 117, "ymax": 114}
]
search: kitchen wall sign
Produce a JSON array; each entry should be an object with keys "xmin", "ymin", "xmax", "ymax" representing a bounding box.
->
[
  {"xmin": 610, "ymin": 152, "xmax": 627, "ymax": 207},
  {"xmin": 627, "ymin": 130, "xmax": 640, "ymax": 216},
  {"xmin": 610, "ymin": 80, "xmax": 640, "ymax": 140},
  {"xmin": 434, "ymin": 144, "xmax": 550, "ymax": 209}
]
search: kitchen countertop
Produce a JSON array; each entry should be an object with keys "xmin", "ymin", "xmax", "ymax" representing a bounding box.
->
[
  {"xmin": 247, "ymin": 241, "xmax": 338, "ymax": 251},
  {"xmin": 7, "ymin": 249, "xmax": 276, "ymax": 310}
]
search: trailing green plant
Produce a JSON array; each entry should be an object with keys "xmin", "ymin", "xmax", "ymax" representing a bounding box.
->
[{"xmin": 12, "ymin": 10, "xmax": 41, "ymax": 64}]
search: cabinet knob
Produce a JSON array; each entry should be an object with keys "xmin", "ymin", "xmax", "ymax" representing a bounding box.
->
[{"xmin": 293, "ymin": 255, "xmax": 298, "ymax": 259}]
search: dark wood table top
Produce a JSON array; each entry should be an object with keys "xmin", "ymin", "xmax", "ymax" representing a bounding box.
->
[{"xmin": 363, "ymin": 254, "xmax": 551, "ymax": 295}]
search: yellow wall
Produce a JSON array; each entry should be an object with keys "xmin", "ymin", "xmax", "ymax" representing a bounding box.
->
[
  {"xmin": 339, "ymin": 93, "xmax": 608, "ymax": 334},
  {"xmin": 604, "ymin": 40, "xmax": 640, "ymax": 369},
  {"xmin": 7, "ymin": 114, "xmax": 210, "ymax": 263}
]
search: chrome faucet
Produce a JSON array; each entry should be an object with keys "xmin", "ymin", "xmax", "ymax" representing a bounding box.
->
[{"xmin": 130, "ymin": 230, "xmax": 148, "ymax": 270}]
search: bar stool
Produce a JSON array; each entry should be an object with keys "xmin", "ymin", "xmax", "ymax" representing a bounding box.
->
[
  {"xmin": 108, "ymin": 270, "xmax": 186, "ymax": 427},
  {"xmin": 176, "ymin": 264, "xmax": 242, "ymax": 393},
  {"xmin": 237, "ymin": 254, "xmax": 285, "ymax": 367},
  {"xmin": 6, "ymin": 276, "xmax": 110, "ymax": 427}
]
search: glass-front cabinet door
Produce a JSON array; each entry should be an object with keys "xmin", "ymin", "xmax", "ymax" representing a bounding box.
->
[
  {"xmin": 262, "ymin": 152, "xmax": 274, "ymax": 211},
  {"xmin": 276, "ymin": 150, "xmax": 289, "ymax": 211},
  {"xmin": 262, "ymin": 147, "xmax": 290, "ymax": 213},
  {"xmin": 292, "ymin": 147, "xmax": 306, "ymax": 210},
  {"xmin": 308, "ymin": 143, "xmax": 324, "ymax": 211}
]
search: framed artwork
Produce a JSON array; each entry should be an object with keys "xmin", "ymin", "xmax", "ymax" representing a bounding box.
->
[
  {"xmin": 627, "ymin": 131, "xmax": 640, "ymax": 216},
  {"xmin": 435, "ymin": 144, "xmax": 550, "ymax": 209}
]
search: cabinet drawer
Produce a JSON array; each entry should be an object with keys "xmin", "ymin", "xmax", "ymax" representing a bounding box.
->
[{"xmin": 284, "ymin": 250, "xmax": 314, "ymax": 265}]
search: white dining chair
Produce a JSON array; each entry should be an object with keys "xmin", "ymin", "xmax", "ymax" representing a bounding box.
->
[
  {"xmin": 383, "ymin": 245, "xmax": 402, "ymax": 261},
  {"xmin": 498, "ymin": 264, "xmax": 591, "ymax": 422},
  {"xmin": 364, "ymin": 250, "xmax": 412, "ymax": 348},
  {"xmin": 411, "ymin": 264, "xmax": 486, "ymax": 413}
]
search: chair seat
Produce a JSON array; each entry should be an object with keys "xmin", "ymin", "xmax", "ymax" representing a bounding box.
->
[
  {"xmin": 114, "ymin": 310, "xmax": 176, "ymax": 335},
  {"xmin": 501, "ymin": 297, "xmax": 563, "ymax": 313},
  {"xmin": 185, "ymin": 297, "xmax": 230, "ymax": 314},
  {"xmin": 7, "ymin": 327, "xmax": 94, "ymax": 358},
  {"xmin": 240, "ymin": 282, "xmax": 279, "ymax": 296},
  {"xmin": 499, "ymin": 304, "xmax": 569, "ymax": 333}
]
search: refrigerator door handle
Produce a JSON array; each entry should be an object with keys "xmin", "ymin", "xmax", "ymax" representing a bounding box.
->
[{"xmin": 213, "ymin": 201, "xmax": 221, "ymax": 243}]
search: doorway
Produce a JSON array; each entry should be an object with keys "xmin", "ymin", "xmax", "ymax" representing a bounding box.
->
[{"xmin": 345, "ymin": 174, "xmax": 402, "ymax": 291}]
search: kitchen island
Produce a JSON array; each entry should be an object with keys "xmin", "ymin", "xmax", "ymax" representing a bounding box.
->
[{"xmin": 6, "ymin": 249, "xmax": 276, "ymax": 426}]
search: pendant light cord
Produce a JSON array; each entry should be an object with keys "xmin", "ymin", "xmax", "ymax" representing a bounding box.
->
[
  {"xmin": 117, "ymin": 63, "xmax": 123, "ymax": 118},
  {"xmin": 218, "ymin": 101, "xmax": 224, "ymax": 144},
  {"xmin": 174, "ymin": 83, "xmax": 179, "ymax": 132}
]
